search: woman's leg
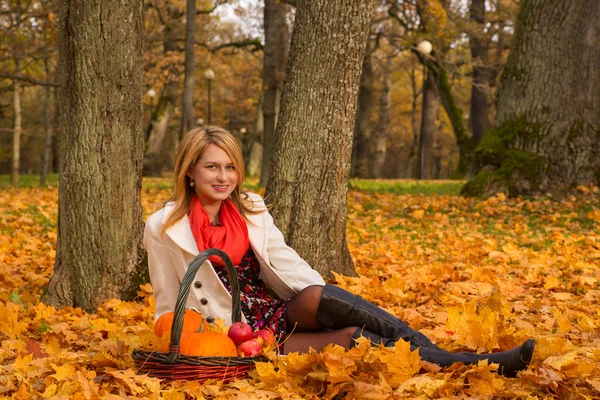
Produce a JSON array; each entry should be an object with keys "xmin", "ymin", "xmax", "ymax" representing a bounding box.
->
[
  {"xmin": 282, "ymin": 327, "xmax": 358, "ymax": 354},
  {"xmin": 285, "ymin": 285, "xmax": 324, "ymax": 332},
  {"xmin": 286, "ymin": 284, "xmax": 441, "ymax": 350}
]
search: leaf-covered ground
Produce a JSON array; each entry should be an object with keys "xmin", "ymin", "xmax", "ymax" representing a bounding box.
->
[{"xmin": 1, "ymin": 179, "xmax": 599, "ymax": 399}]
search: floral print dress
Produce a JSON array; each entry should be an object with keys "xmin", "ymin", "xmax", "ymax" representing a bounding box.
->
[{"xmin": 212, "ymin": 247, "xmax": 288, "ymax": 341}]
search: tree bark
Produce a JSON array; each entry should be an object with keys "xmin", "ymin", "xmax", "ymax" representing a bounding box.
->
[
  {"xmin": 265, "ymin": 0, "xmax": 372, "ymax": 278},
  {"xmin": 260, "ymin": 0, "xmax": 289, "ymax": 187},
  {"xmin": 469, "ymin": 0, "xmax": 490, "ymax": 145},
  {"xmin": 418, "ymin": 68, "xmax": 440, "ymax": 179},
  {"xmin": 43, "ymin": 0, "xmax": 147, "ymax": 312},
  {"xmin": 11, "ymin": 57, "xmax": 21, "ymax": 187},
  {"xmin": 463, "ymin": 0, "xmax": 600, "ymax": 197},
  {"xmin": 351, "ymin": 40, "xmax": 374, "ymax": 178},
  {"xmin": 371, "ymin": 55, "xmax": 392, "ymax": 179},
  {"xmin": 41, "ymin": 30, "xmax": 53, "ymax": 186},
  {"xmin": 180, "ymin": 0, "xmax": 196, "ymax": 137}
]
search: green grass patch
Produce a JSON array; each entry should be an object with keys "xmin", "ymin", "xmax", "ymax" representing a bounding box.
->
[
  {"xmin": 350, "ymin": 179, "xmax": 465, "ymax": 195},
  {"xmin": 0, "ymin": 173, "xmax": 59, "ymax": 189}
]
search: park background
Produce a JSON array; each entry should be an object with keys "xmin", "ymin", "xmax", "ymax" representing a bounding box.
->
[{"xmin": 1, "ymin": 0, "xmax": 600, "ymax": 398}]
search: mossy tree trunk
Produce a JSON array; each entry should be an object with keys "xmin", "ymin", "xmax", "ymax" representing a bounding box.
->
[
  {"xmin": 418, "ymin": 68, "xmax": 440, "ymax": 180},
  {"xmin": 43, "ymin": 0, "xmax": 147, "ymax": 312},
  {"xmin": 463, "ymin": 0, "xmax": 600, "ymax": 197},
  {"xmin": 266, "ymin": 0, "xmax": 372, "ymax": 278},
  {"xmin": 426, "ymin": 58, "xmax": 474, "ymax": 179}
]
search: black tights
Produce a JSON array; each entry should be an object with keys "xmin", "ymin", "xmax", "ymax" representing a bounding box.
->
[{"xmin": 282, "ymin": 285, "xmax": 358, "ymax": 354}]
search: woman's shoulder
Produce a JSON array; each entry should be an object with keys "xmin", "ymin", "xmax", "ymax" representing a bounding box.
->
[
  {"xmin": 145, "ymin": 202, "xmax": 175, "ymax": 231},
  {"xmin": 242, "ymin": 192, "xmax": 267, "ymax": 212}
]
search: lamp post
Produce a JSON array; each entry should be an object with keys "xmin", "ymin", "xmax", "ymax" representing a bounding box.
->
[
  {"xmin": 146, "ymin": 88, "xmax": 157, "ymax": 141},
  {"xmin": 417, "ymin": 40, "xmax": 432, "ymax": 180},
  {"xmin": 204, "ymin": 69, "xmax": 215, "ymax": 124}
]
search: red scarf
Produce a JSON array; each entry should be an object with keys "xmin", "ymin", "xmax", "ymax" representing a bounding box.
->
[{"xmin": 188, "ymin": 196, "xmax": 249, "ymax": 266}]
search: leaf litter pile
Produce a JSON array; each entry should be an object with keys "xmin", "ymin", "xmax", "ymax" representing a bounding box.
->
[{"xmin": 1, "ymin": 181, "xmax": 599, "ymax": 399}]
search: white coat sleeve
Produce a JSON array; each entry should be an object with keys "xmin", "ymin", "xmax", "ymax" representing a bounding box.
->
[
  {"xmin": 143, "ymin": 214, "xmax": 180, "ymax": 321},
  {"xmin": 246, "ymin": 193, "xmax": 325, "ymax": 299}
]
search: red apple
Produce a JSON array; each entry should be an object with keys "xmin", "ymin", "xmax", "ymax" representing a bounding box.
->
[
  {"xmin": 238, "ymin": 339, "xmax": 262, "ymax": 357},
  {"xmin": 252, "ymin": 329, "xmax": 275, "ymax": 348},
  {"xmin": 227, "ymin": 322, "xmax": 253, "ymax": 345}
]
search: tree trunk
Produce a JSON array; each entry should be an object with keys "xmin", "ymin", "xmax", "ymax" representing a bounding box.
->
[
  {"xmin": 11, "ymin": 58, "xmax": 21, "ymax": 187},
  {"xmin": 426, "ymin": 60, "xmax": 474, "ymax": 179},
  {"xmin": 418, "ymin": 68, "xmax": 440, "ymax": 179},
  {"xmin": 463, "ymin": 0, "xmax": 600, "ymax": 197},
  {"xmin": 266, "ymin": 0, "xmax": 371, "ymax": 278},
  {"xmin": 143, "ymin": 7, "xmax": 182, "ymax": 176},
  {"xmin": 180, "ymin": 0, "xmax": 196, "ymax": 137},
  {"xmin": 41, "ymin": 31, "xmax": 53, "ymax": 186},
  {"xmin": 351, "ymin": 40, "xmax": 373, "ymax": 178},
  {"xmin": 371, "ymin": 55, "xmax": 392, "ymax": 179},
  {"xmin": 43, "ymin": 0, "xmax": 147, "ymax": 312},
  {"xmin": 260, "ymin": 0, "xmax": 289, "ymax": 187},
  {"xmin": 246, "ymin": 100, "xmax": 264, "ymax": 178},
  {"xmin": 469, "ymin": 0, "xmax": 490, "ymax": 145}
]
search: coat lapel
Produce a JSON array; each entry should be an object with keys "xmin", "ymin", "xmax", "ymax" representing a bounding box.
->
[{"xmin": 163, "ymin": 203, "xmax": 199, "ymax": 256}]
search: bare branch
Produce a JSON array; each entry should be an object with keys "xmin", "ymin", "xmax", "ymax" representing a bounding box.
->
[
  {"xmin": 0, "ymin": 73, "xmax": 57, "ymax": 87},
  {"xmin": 197, "ymin": 0, "xmax": 228, "ymax": 15}
]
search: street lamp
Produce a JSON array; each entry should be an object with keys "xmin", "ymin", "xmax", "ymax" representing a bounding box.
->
[
  {"xmin": 416, "ymin": 41, "xmax": 432, "ymax": 180},
  {"xmin": 146, "ymin": 89, "xmax": 157, "ymax": 141},
  {"xmin": 417, "ymin": 40, "xmax": 432, "ymax": 56},
  {"xmin": 204, "ymin": 69, "xmax": 215, "ymax": 124}
]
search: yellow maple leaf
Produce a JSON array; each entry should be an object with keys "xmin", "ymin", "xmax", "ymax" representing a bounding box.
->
[
  {"xmin": 13, "ymin": 353, "xmax": 33, "ymax": 375},
  {"xmin": 49, "ymin": 363, "xmax": 76, "ymax": 382},
  {"xmin": 394, "ymin": 376, "xmax": 448, "ymax": 398},
  {"xmin": 374, "ymin": 340, "xmax": 420, "ymax": 387}
]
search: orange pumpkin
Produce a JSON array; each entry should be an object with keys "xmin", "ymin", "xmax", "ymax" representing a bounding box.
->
[
  {"xmin": 153, "ymin": 309, "xmax": 208, "ymax": 338},
  {"xmin": 179, "ymin": 331, "xmax": 238, "ymax": 357}
]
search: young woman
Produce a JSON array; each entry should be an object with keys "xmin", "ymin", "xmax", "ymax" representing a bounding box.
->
[{"xmin": 144, "ymin": 126, "xmax": 535, "ymax": 377}]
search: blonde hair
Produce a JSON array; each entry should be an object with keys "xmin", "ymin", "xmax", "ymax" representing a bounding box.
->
[{"xmin": 162, "ymin": 125, "xmax": 260, "ymax": 233}]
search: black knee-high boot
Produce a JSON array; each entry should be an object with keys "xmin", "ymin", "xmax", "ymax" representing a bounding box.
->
[
  {"xmin": 316, "ymin": 284, "xmax": 442, "ymax": 350},
  {"xmin": 351, "ymin": 329, "xmax": 535, "ymax": 378}
]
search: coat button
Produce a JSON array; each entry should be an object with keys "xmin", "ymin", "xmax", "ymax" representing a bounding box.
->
[
  {"xmin": 206, "ymin": 316, "xmax": 215, "ymax": 323},
  {"xmin": 194, "ymin": 281, "xmax": 202, "ymax": 289},
  {"xmin": 200, "ymin": 298, "xmax": 208, "ymax": 305}
]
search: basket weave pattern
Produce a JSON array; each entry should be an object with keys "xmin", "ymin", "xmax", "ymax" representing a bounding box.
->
[{"xmin": 132, "ymin": 248, "xmax": 265, "ymax": 382}]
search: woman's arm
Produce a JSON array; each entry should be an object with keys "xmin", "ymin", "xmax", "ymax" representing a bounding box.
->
[{"xmin": 143, "ymin": 213, "xmax": 180, "ymax": 321}]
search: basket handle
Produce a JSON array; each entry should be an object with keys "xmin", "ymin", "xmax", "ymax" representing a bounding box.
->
[{"xmin": 166, "ymin": 248, "xmax": 241, "ymax": 363}]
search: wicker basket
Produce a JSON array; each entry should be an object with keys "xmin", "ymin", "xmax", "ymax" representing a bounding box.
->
[{"xmin": 132, "ymin": 248, "xmax": 265, "ymax": 382}]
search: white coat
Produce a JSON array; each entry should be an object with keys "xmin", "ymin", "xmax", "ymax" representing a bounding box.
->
[{"xmin": 143, "ymin": 192, "xmax": 325, "ymax": 323}]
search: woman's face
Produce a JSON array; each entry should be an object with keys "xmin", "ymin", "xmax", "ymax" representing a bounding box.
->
[{"xmin": 188, "ymin": 143, "xmax": 239, "ymax": 206}]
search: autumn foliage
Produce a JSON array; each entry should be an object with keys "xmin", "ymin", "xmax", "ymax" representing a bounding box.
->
[{"xmin": 1, "ymin": 179, "xmax": 599, "ymax": 398}]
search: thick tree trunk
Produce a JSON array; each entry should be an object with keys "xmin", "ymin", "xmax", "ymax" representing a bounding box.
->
[
  {"xmin": 260, "ymin": 0, "xmax": 289, "ymax": 187},
  {"xmin": 180, "ymin": 0, "xmax": 196, "ymax": 137},
  {"xmin": 418, "ymin": 68, "xmax": 440, "ymax": 179},
  {"xmin": 463, "ymin": 0, "xmax": 600, "ymax": 197},
  {"xmin": 41, "ymin": 33, "xmax": 53, "ymax": 186},
  {"xmin": 266, "ymin": 0, "xmax": 371, "ymax": 278},
  {"xmin": 43, "ymin": 0, "xmax": 147, "ymax": 312},
  {"xmin": 371, "ymin": 55, "xmax": 392, "ymax": 179},
  {"xmin": 469, "ymin": 0, "xmax": 490, "ymax": 145},
  {"xmin": 351, "ymin": 40, "xmax": 373, "ymax": 178},
  {"xmin": 11, "ymin": 58, "xmax": 21, "ymax": 187}
]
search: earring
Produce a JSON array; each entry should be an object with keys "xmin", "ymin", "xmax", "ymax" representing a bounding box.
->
[{"xmin": 190, "ymin": 179, "xmax": 195, "ymax": 187}]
